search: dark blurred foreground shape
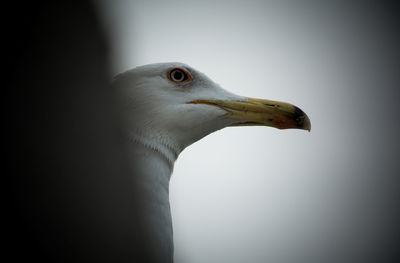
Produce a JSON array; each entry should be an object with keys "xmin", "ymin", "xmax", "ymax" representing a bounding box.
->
[{"xmin": 5, "ymin": 2, "xmax": 155, "ymax": 262}]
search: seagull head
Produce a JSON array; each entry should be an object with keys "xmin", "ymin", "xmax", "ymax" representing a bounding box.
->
[{"xmin": 114, "ymin": 62, "xmax": 310, "ymax": 159}]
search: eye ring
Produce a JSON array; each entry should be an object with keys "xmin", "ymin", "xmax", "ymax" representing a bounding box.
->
[{"xmin": 167, "ymin": 67, "xmax": 191, "ymax": 83}]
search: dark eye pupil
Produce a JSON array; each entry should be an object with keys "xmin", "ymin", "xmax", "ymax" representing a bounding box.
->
[{"xmin": 173, "ymin": 70, "xmax": 183, "ymax": 80}]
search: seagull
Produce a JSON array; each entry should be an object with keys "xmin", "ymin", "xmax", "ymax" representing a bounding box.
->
[{"xmin": 113, "ymin": 62, "xmax": 310, "ymax": 262}]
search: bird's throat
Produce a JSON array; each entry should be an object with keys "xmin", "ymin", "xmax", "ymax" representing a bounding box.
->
[{"xmin": 126, "ymin": 130, "xmax": 181, "ymax": 169}]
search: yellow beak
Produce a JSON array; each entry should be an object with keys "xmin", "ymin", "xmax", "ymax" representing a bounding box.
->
[{"xmin": 189, "ymin": 97, "xmax": 311, "ymax": 131}]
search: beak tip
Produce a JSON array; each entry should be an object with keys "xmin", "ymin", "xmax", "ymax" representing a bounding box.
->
[
  {"xmin": 304, "ymin": 116, "xmax": 311, "ymax": 132},
  {"xmin": 294, "ymin": 106, "xmax": 311, "ymax": 132}
]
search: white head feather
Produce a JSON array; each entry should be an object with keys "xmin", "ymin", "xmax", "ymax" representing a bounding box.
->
[{"xmin": 113, "ymin": 62, "xmax": 246, "ymax": 164}]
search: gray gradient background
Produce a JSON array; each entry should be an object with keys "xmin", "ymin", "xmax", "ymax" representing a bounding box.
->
[{"xmin": 97, "ymin": 1, "xmax": 399, "ymax": 262}]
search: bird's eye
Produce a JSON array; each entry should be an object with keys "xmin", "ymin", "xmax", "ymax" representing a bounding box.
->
[{"xmin": 168, "ymin": 68, "xmax": 191, "ymax": 83}]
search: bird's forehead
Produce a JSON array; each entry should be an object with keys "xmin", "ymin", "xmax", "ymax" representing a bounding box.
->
[
  {"xmin": 115, "ymin": 62, "xmax": 218, "ymax": 93},
  {"xmin": 126, "ymin": 62, "xmax": 216, "ymax": 89},
  {"xmin": 133, "ymin": 62, "xmax": 192, "ymax": 76}
]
